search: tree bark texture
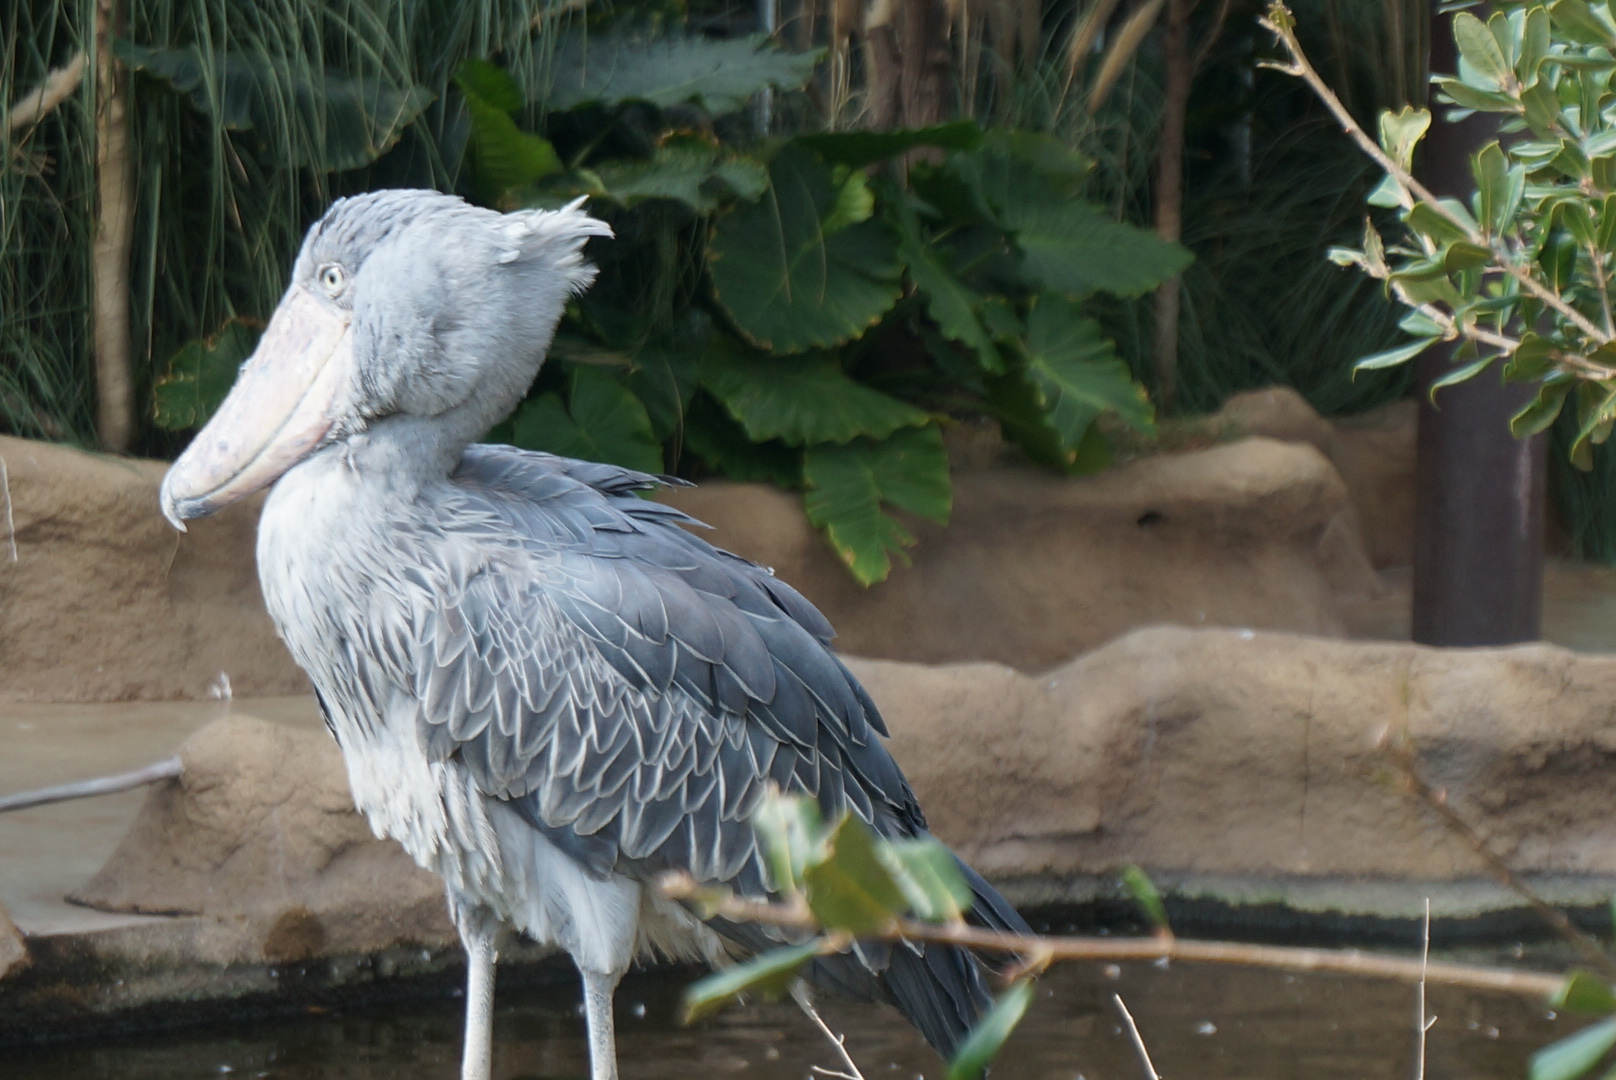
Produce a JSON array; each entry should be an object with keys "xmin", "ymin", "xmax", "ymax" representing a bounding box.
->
[
  {"xmin": 1411, "ymin": 0, "xmax": 1546, "ymax": 646},
  {"xmin": 93, "ymin": 0, "xmax": 135, "ymax": 453},
  {"xmin": 1151, "ymin": 0, "xmax": 1192, "ymax": 416},
  {"xmin": 863, "ymin": 0, "xmax": 953, "ymax": 131}
]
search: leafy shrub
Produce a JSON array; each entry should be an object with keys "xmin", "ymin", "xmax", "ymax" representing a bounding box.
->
[
  {"xmin": 1268, "ymin": 0, "xmax": 1616, "ymax": 467},
  {"xmin": 150, "ymin": 31, "xmax": 1191, "ymax": 583}
]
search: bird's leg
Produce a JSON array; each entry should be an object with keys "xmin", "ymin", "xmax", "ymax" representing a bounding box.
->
[
  {"xmin": 458, "ymin": 912, "xmax": 501, "ymax": 1080},
  {"xmin": 580, "ymin": 966, "xmax": 625, "ymax": 1080}
]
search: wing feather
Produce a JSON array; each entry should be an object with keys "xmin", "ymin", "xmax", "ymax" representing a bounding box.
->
[{"xmin": 387, "ymin": 445, "xmax": 923, "ymax": 891}]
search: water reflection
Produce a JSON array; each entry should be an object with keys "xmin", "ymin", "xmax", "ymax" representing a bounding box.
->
[{"xmin": 2, "ymin": 957, "xmax": 1570, "ymax": 1080}]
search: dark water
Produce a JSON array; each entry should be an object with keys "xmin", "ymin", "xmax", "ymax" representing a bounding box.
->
[{"xmin": 0, "ymin": 954, "xmax": 1575, "ymax": 1080}]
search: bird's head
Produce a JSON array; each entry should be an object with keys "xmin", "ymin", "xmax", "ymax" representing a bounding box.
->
[{"xmin": 159, "ymin": 189, "xmax": 610, "ymax": 529}]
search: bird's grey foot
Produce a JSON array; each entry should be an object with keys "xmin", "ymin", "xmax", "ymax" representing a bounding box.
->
[
  {"xmin": 455, "ymin": 904, "xmax": 504, "ymax": 1080},
  {"xmin": 580, "ymin": 965, "xmax": 625, "ymax": 1080}
]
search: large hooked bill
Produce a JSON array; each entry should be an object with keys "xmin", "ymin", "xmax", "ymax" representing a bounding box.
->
[{"xmin": 160, "ymin": 286, "xmax": 351, "ymax": 530}]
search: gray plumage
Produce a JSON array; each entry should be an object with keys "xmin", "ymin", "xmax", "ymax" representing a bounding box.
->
[{"xmin": 162, "ymin": 189, "xmax": 1028, "ymax": 1080}]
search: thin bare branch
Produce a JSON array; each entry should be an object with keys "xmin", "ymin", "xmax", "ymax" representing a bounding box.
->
[
  {"xmin": 1376, "ymin": 735, "xmax": 1616, "ymax": 983},
  {"xmin": 1415, "ymin": 898, "xmax": 1433, "ymax": 1080},
  {"xmin": 657, "ymin": 873, "xmax": 1569, "ymax": 999},
  {"xmin": 0, "ymin": 757, "xmax": 182, "ymax": 813},
  {"xmin": 1113, "ymin": 993, "xmax": 1162, "ymax": 1080},
  {"xmin": 793, "ymin": 984, "xmax": 868, "ymax": 1080}
]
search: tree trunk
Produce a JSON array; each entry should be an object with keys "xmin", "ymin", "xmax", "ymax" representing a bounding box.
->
[
  {"xmin": 1151, "ymin": 0, "xmax": 1192, "ymax": 415},
  {"xmin": 1410, "ymin": 0, "xmax": 1545, "ymax": 645},
  {"xmin": 93, "ymin": 0, "xmax": 135, "ymax": 453},
  {"xmin": 863, "ymin": 0, "xmax": 953, "ymax": 131}
]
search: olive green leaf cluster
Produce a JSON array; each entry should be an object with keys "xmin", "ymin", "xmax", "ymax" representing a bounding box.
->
[
  {"xmin": 1269, "ymin": 0, "xmax": 1616, "ymax": 468},
  {"xmin": 455, "ymin": 47, "xmax": 1188, "ymax": 585},
  {"xmin": 679, "ymin": 790, "xmax": 1029, "ymax": 1080}
]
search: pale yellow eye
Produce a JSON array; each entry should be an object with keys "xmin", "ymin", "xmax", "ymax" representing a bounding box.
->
[{"xmin": 319, "ymin": 263, "xmax": 347, "ymax": 296}]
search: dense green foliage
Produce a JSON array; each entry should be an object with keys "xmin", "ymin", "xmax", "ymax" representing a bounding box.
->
[
  {"xmin": 137, "ymin": 31, "xmax": 1189, "ymax": 584},
  {"xmin": 1299, "ymin": 0, "xmax": 1616, "ymax": 462},
  {"xmin": 6, "ymin": 0, "xmax": 1445, "ymax": 575}
]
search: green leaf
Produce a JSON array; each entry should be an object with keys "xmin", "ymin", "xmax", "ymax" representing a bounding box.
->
[
  {"xmin": 624, "ymin": 335, "xmax": 701, "ymax": 442},
  {"xmin": 587, "ymin": 141, "xmax": 766, "ymax": 213},
  {"xmin": 1512, "ymin": 378, "xmax": 1574, "ymax": 436},
  {"xmin": 1428, "ymin": 356, "xmax": 1496, "ymax": 398},
  {"xmin": 1120, "ymin": 864, "xmax": 1169, "ymax": 930},
  {"xmin": 1436, "ymin": 77, "xmax": 1517, "ymax": 112},
  {"xmin": 455, "ymin": 56, "xmax": 523, "ymax": 112},
  {"xmin": 682, "ymin": 941, "xmax": 822, "ymax": 1022},
  {"xmin": 1399, "ymin": 310, "xmax": 1446, "ymax": 337},
  {"xmin": 1023, "ymin": 294, "xmax": 1154, "ymax": 442},
  {"xmin": 540, "ymin": 33, "xmax": 820, "ymax": 116},
  {"xmin": 1473, "ymin": 142, "xmax": 1510, "ymax": 235},
  {"xmin": 1520, "ymin": 5, "xmax": 1553, "ymax": 86},
  {"xmin": 879, "ymin": 838, "xmax": 975, "ymax": 922},
  {"xmin": 941, "ymin": 136, "xmax": 1189, "ymax": 298},
  {"xmin": 947, "ymin": 980, "xmax": 1035, "ymax": 1080},
  {"xmin": 1532, "ymin": 1017, "xmax": 1616, "ymax": 1080},
  {"xmin": 1378, "ymin": 106, "xmax": 1432, "ymax": 172},
  {"xmin": 751, "ymin": 791, "xmax": 825, "ymax": 894},
  {"xmin": 1366, "ymin": 174, "xmax": 1405, "ymax": 209},
  {"xmin": 455, "ymin": 60, "xmax": 562, "ymax": 196},
  {"xmin": 1453, "ymin": 11, "xmax": 1516, "ymax": 90},
  {"xmin": 682, "ymin": 392, "xmax": 804, "ymax": 487},
  {"xmin": 510, "ymin": 365, "xmax": 662, "ymax": 473},
  {"xmin": 151, "ymin": 317, "xmax": 261, "ymax": 431},
  {"xmin": 889, "ymin": 196, "xmax": 1000, "ymax": 370},
  {"xmin": 803, "ymin": 426, "xmax": 951, "ymax": 585},
  {"xmin": 823, "ymin": 170, "xmax": 876, "ymax": 235},
  {"xmin": 1556, "ymin": 971, "xmax": 1616, "ymax": 1015},
  {"xmin": 1522, "ymin": 81, "xmax": 1564, "ymax": 136},
  {"xmin": 709, "ymin": 145, "xmax": 903, "ymax": 353},
  {"xmin": 1354, "ymin": 337, "xmax": 1439, "ymax": 372},
  {"xmin": 1407, "ymin": 201, "xmax": 1473, "ymax": 246},
  {"xmin": 1550, "ymin": 0, "xmax": 1616, "ymax": 47},
  {"xmin": 118, "ymin": 42, "xmax": 431, "ymax": 172},
  {"xmin": 803, "ymin": 814, "xmax": 910, "ymax": 934},
  {"xmin": 699, "ymin": 344, "xmax": 930, "ymax": 446},
  {"xmin": 1542, "ymin": 229, "xmax": 1578, "ymax": 291},
  {"xmin": 1444, "ymin": 240, "xmax": 1494, "ymax": 271},
  {"xmin": 1505, "ymin": 334, "xmax": 1558, "ymax": 382},
  {"xmin": 795, "ymin": 120, "xmax": 984, "ymax": 169}
]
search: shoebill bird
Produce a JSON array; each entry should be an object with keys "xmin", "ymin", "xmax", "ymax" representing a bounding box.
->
[{"xmin": 159, "ymin": 190, "xmax": 1028, "ymax": 1080}]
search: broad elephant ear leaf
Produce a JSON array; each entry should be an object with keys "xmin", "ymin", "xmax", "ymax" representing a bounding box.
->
[
  {"xmin": 943, "ymin": 133, "xmax": 1192, "ymax": 298},
  {"xmin": 455, "ymin": 59, "xmax": 562, "ymax": 200},
  {"xmin": 988, "ymin": 296, "xmax": 1151, "ymax": 473},
  {"xmin": 794, "ymin": 119, "xmax": 983, "ymax": 169},
  {"xmin": 803, "ymin": 426, "xmax": 951, "ymax": 585},
  {"xmin": 586, "ymin": 141, "xmax": 767, "ymax": 213},
  {"xmin": 538, "ymin": 32, "xmax": 820, "ymax": 115},
  {"xmin": 699, "ymin": 343, "xmax": 930, "ymax": 446},
  {"xmin": 152, "ymin": 317, "xmax": 261, "ymax": 431},
  {"xmin": 709, "ymin": 145, "xmax": 903, "ymax": 353},
  {"xmin": 117, "ymin": 42, "xmax": 430, "ymax": 171}
]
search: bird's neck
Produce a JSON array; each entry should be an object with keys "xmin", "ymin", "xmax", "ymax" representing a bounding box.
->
[{"xmin": 337, "ymin": 411, "xmax": 478, "ymax": 502}]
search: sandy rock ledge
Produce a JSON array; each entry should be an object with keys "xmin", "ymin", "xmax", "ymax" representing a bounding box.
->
[
  {"xmin": 9, "ymin": 627, "xmax": 1616, "ymax": 1029},
  {"xmin": 0, "ymin": 427, "xmax": 1398, "ymax": 699},
  {"xmin": 67, "ymin": 715, "xmax": 456, "ymax": 960},
  {"xmin": 51, "ymin": 629, "xmax": 1616, "ymax": 955}
]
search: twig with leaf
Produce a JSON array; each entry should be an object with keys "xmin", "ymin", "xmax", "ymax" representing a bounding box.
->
[
  {"xmin": 665, "ymin": 791, "xmax": 1585, "ymax": 1079},
  {"xmin": 1260, "ymin": 0, "xmax": 1616, "ymax": 467}
]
